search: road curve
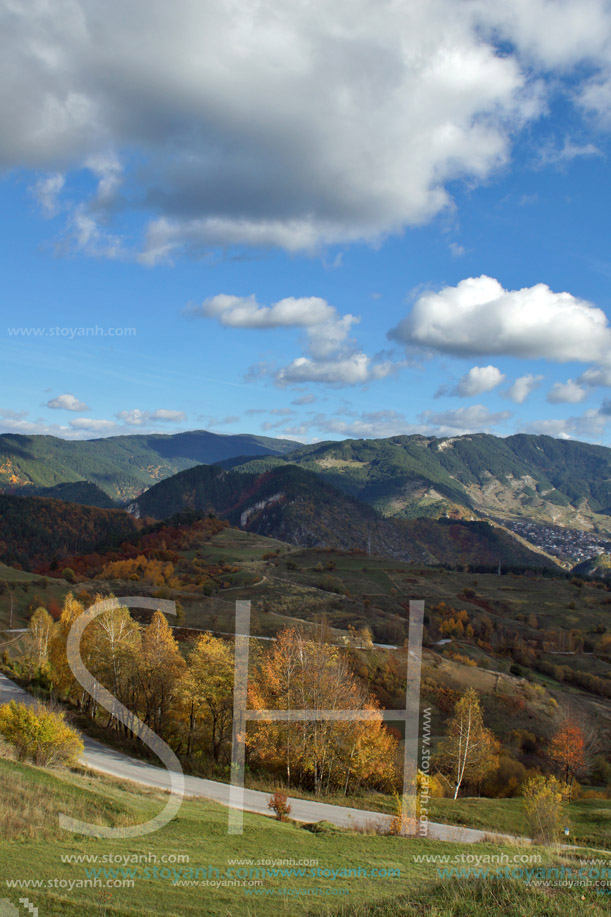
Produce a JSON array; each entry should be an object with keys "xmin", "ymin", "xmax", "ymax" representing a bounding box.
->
[{"xmin": 0, "ymin": 672, "xmax": 527, "ymax": 845}]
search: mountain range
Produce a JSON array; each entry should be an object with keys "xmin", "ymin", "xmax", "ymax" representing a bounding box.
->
[
  {"xmin": 218, "ymin": 433, "xmax": 611, "ymax": 532},
  {"xmin": 4, "ymin": 430, "xmax": 611, "ymax": 534},
  {"xmin": 0, "ymin": 430, "xmax": 296, "ymax": 500},
  {"xmin": 131, "ymin": 462, "xmax": 556, "ymax": 569},
  {"xmin": 2, "ymin": 428, "xmax": 611, "ymax": 571}
]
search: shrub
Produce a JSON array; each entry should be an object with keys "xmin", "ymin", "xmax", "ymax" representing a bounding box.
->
[
  {"xmin": 0, "ymin": 702, "xmax": 83, "ymax": 768},
  {"xmin": 267, "ymin": 791, "xmax": 292, "ymax": 822},
  {"xmin": 522, "ymin": 775, "xmax": 569, "ymax": 845}
]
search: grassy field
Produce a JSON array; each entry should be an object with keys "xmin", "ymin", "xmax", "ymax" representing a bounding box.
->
[
  {"xmin": 0, "ymin": 754, "xmax": 609, "ymax": 917},
  {"xmin": 244, "ymin": 779, "xmax": 611, "ymax": 849}
]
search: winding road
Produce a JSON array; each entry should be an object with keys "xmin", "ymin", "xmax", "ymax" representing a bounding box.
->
[{"xmin": 0, "ymin": 672, "xmax": 527, "ymax": 845}]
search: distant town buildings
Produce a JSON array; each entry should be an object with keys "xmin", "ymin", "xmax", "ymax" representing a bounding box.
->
[{"xmin": 493, "ymin": 518, "xmax": 611, "ymax": 565}]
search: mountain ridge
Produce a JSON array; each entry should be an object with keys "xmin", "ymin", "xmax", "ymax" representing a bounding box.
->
[
  {"xmin": 0, "ymin": 430, "xmax": 297, "ymax": 500},
  {"xmin": 132, "ymin": 462, "xmax": 558, "ymax": 570}
]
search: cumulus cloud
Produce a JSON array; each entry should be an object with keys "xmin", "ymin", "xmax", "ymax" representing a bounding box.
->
[
  {"xmin": 390, "ymin": 275, "xmax": 611, "ymax": 362},
  {"xmin": 200, "ymin": 292, "xmax": 397, "ymax": 387},
  {"xmin": 276, "ymin": 354, "xmax": 395, "ymax": 387},
  {"xmin": 579, "ymin": 366, "xmax": 611, "ymax": 387},
  {"xmin": 3, "ymin": 1, "xmax": 611, "ymax": 257},
  {"xmin": 437, "ymin": 364, "xmax": 505, "ymax": 398},
  {"xmin": 193, "ymin": 293, "xmax": 360, "ymax": 362},
  {"xmin": 191, "ymin": 295, "xmax": 336, "ymax": 329},
  {"xmin": 47, "ymin": 393, "xmax": 90, "ymax": 412},
  {"xmin": 522, "ymin": 409, "xmax": 609, "ymax": 440},
  {"xmin": 505, "ymin": 373, "xmax": 544, "ymax": 403},
  {"xmin": 547, "ymin": 379, "xmax": 586, "ymax": 404},
  {"xmin": 115, "ymin": 408, "xmax": 186, "ymax": 426},
  {"xmin": 419, "ymin": 404, "xmax": 512, "ymax": 434}
]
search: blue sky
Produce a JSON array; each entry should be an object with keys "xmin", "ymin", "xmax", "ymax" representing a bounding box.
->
[{"xmin": 3, "ymin": 0, "xmax": 611, "ymax": 444}]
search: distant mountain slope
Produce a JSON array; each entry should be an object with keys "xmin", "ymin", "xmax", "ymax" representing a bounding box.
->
[
  {"xmin": 15, "ymin": 481, "xmax": 116, "ymax": 508},
  {"xmin": 0, "ymin": 430, "xmax": 297, "ymax": 501},
  {"xmin": 0, "ymin": 495, "xmax": 139, "ymax": 569},
  {"xmin": 133, "ymin": 463, "xmax": 557, "ymax": 569},
  {"xmin": 573, "ymin": 553, "xmax": 611, "ymax": 579},
  {"xmin": 220, "ymin": 433, "xmax": 611, "ymax": 531}
]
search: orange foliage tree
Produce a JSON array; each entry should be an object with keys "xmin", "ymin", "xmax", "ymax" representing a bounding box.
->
[{"xmin": 548, "ymin": 717, "xmax": 586, "ymax": 793}]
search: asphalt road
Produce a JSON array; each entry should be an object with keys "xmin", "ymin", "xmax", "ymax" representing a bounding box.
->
[{"xmin": 0, "ymin": 671, "xmax": 526, "ymax": 844}]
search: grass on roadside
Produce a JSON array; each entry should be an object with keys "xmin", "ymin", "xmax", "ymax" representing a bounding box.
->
[{"xmin": 1, "ymin": 753, "xmax": 602, "ymax": 917}]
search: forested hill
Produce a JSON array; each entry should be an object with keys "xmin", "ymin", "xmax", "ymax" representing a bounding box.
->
[
  {"xmin": 4, "ymin": 429, "xmax": 611, "ymax": 534},
  {"xmin": 218, "ymin": 433, "xmax": 611, "ymax": 530},
  {"xmin": 0, "ymin": 430, "xmax": 297, "ymax": 501},
  {"xmin": 0, "ymin": 495, "xmax": 139, "ymax": 569},
  {"xmin": 133, "ymin": 463, "xmax": 557, "ymax": 570}
]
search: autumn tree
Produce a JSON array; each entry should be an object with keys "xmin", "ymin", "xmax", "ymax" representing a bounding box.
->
[
  {"xmin": 0, "ymin": 701, "xmax": 83, "ymax": 767},
  {"xmin": 523, "ymin": 775, "xmax": 570, "ymax": 845},
  {"xmin": 248, "ymin": 628, "xmax": 397, "ymax": 795},
  {"xmin": 137, "ymin": 611, "xmax": 185, "ymax": 738},
  {"xmin": 48, "ymin": 593, "xmax": 88, "ymax": 706},
  {"xmin": 23, "ymin": 606, "xmax": 53, "ymax": 675},
  {"xmin": 179, "ymin": 633, "xmax": 234, "ymax": 761},
  {"xmin": 88, "ymin": 604, "xmax": 142, "ymax": 734},
  {"xmin": 548, "ymin": 717, "xmax": 586, "ymax": 795},
  {"xmin": 434, "ymin": 688, "xmax": 498, "ymax": 798}
]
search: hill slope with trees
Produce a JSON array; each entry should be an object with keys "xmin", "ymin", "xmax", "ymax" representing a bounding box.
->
[
  {"xmin": 219, "ymin": 433, "xmax": 611, "ymax": 531},
  {"xmin": 0, "ymin": 430, "xmax": 297, "ymax": 501},
  {"xmin": 132, "ymin": 463, "xmax": 557, "ymax": 569}
]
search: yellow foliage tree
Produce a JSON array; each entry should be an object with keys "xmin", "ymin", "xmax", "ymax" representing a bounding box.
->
[
  {"xmin": 179, "ymin": 633, "xmax": 234, "ymax": 761},
  {"xmin": 0, "ymin": 701, "xmax": 84, "ymax": 768},
  {"xmin": 434, "ymin": 688, "xmax": 499, "ymax": 798},
  {"xmin": 249, "ymin": 628, "xmax": 397, "ymax": 795}
]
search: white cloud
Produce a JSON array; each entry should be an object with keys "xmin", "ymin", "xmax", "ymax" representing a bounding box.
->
[
  {"xmin": 579, "ymin": 366, "xmax": 611, "ymax": 387},
  {"xmin": 30, "ymin": 173, "xmax": 65, "ymax": 217},
  {"xmin": 200, "ymin": 292, "xmax": 397, "ymax": 387},
  {"xmin": 438, "ymin": 364, "xmax": 505, "ymax": 398},
  {"xmin": 292, "ymin": 393, "xmax": 317, "ymax": 405},
  {"xmin": 69, "ymin": 418, "xmax": 118, "ymax": 434},
  {"xmin": 276, "ymin": 354, "xmax": 395, "ymax": 387},
  {"xmin": 85, "ymin": 152, "xmax": 123, "ymax": 202},
  {"xmin": 206, "ymin": 415, "xmax": 241, "ymax": 427},
  {"xmin": 4, "ymin": 1, "xmax": 611, "ymax": 257},
  {"xmin": 274, "ymin": 404, "xmax": 511, "ymax": 439},
  {"xmin": 0, "ymin": 411, "xmax": 188, "ymax": 440},
  {"xmin": 313, "ymin": 410, "xmax": 427, "ymax": 439},
  {"xmin": 537, "ymin": 138, "xmax": 602, "ymax": 166},
  {"xmin": 473, "ymin": 0, "xmax": 611, "ymax": 70},
  {"xmin": 192, "ymin": 295, "xmax": 336, "ymax": 329},
  {"xmin": 115, "ymin": 408, "xmax": 186, "ymax": 426},
  {"xmin": 522, "ymin": 409, "xmax": 609, "ymax": 441},
  {"xmin": 47, "ymin": 393, "xmax": 90, "ymax": 412},
  {"xmin": 547, "ymin": 379, "xmax": 586, "ymax": 403},
  {"xmin": 419, "ymin": 404, "xmax": 512, "ymax": 433},
  {"xmin": 505, "ymin": 373, "xmax": 544, "ymax": 403},
  {"xmin": 390, "ymin": 275, "xmax": 611, "ymax": 362},
  {"xmin": 66, "ymin": 206, "xmax": 125, "ymax": 259},
  {"xmin": 194, "ymin": 293, "xmax": 360, "ymax": 361}
]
